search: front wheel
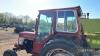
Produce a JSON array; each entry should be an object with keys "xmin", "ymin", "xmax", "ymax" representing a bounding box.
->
[{"xmin": 3, "ymin": 49, "xmax": 17, "ymax": 56}]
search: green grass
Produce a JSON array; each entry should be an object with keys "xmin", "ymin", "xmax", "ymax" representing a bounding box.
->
[
  {"xmin": 86, "ymin": 34, "xmax": 100, "ymax": 48},
  {"xmin": 81, "ymin": 19, "xmax": 100, "ymax": 33}
]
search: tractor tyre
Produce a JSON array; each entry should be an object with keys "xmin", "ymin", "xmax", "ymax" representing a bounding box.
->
[
  {"xmin": 40, "ymin": 42, "xmax": 77, "ymax": 56},
  {"xmin": 3, "ymin": 49, "xmax": 17, "ymax": 56}
]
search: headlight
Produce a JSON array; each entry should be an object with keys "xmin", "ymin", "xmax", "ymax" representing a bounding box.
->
[{"xmin": 18, "ymin": 37, "xmax": 25, "ymax": 45}]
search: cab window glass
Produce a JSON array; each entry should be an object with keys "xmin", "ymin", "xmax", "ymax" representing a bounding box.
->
[{"xmin": 56, "ymin": 10, "xmax": 77, "ymax": 32}]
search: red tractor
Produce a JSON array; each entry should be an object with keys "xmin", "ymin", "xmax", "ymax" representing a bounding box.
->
[{"xmin": 3, "ymin": 6, "xmax": 93, "ymax": 56}]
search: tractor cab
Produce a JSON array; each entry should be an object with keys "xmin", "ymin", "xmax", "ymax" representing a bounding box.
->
[{"xmin": 35, "ymin": 6, "xmax": 82, "ymax": 41}]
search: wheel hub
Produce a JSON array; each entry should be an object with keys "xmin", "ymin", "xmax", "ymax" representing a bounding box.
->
[
  {"xmin": 46, "ymin": 48, "xmax": 74, "ymax": 56},
  {"xmin": 53, "ymin": 52, "xmax": 70, "ymax": 56}
]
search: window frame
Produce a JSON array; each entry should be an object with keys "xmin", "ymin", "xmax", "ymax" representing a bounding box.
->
[
  {"xmin": 56, "ymin": 10, "xmax": 78, "ymax": 33},
  {"xmin": 36, "ymin": 13, "xmax": 53, "ymax": 41}
]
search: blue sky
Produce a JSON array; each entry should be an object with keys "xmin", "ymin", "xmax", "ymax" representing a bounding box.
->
[{"xmin": 0, "ymin": 0, "xmax": 100, "ymax": 19}]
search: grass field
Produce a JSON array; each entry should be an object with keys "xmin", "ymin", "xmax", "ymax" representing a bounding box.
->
[
  {"xmin": 86, "ymin": 34, "xmax": 100, "ymax": 48},
  {"xmin": 81, "ymin": 19, "xmax": 100, "ymax": 49},
  {"xmin": 81, "ymin": 19, "xmax": 100, "ymax": 33}
]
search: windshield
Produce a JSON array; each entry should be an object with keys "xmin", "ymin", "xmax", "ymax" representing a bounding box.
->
[
  {"xmin": 39, "ymin": 14, "xmax": 52, "ymax": 33},
  {"xmin": 56, "ymin": 10, "xmax": 78, "ymax": 32},
  {"xmin": 37, "ymin": 12, "xmax": 53, "ymax": 40}
]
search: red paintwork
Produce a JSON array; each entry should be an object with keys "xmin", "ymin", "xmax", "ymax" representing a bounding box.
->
[
  {"xmin": 39, "ymin": 6, "xmax": 81, "ymax": 12},
  {"xmin": 33, "ymin": 42, "xmax": 44, "ymax": 55},
  {"xmin": 19, "ymin": 31, "xmax": 35, "ymax": 40}
]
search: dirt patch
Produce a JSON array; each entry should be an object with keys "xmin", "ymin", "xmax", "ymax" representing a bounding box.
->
[{"xmin": 0, "ymin": 28, "xmax": 31, "ymax": 56}]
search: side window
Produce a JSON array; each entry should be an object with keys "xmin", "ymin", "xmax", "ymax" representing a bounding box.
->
[
  {"xmin": 67, "ymin": 17, "xmax": 77, "ymax": 32},
  {"xmin": 56, "ymin": 11, "xmax": 65, "ymax": 31},
  {"xmin": 38, "ymin": 14, "xmax": 52, "ymax": 39},
  {"xmin": 56, "ymin": 10, "xmax": 77, "ymax": 32}
]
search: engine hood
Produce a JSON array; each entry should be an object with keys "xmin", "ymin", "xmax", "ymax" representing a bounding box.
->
[{"xmin": 19, "ymin": 31, "xmax": 35, "ymax": 40}]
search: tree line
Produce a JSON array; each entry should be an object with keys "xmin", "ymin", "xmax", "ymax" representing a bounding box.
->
[{"xmin": 0, "ymin": 12, "xmax": 35, "ymax": 27}]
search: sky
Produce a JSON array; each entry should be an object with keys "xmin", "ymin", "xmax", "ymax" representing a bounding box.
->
[{"xmin": 0, "ymin": 0, "xmax": 100, "ymax": 19}]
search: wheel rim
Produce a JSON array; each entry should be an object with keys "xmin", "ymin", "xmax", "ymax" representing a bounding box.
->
[{"xmin": 46, "ymin": 48, "xmax": 74, "ymax": 56}]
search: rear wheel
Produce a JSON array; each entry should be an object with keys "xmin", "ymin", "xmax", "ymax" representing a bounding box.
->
[
  {"xmin": 3, "ymin": 49, "xmax": 17, "ymax": 56},
  {"xmin": 40, "ymin": 42, "xmax": 76, "ymax": 56},
  {"xmin": 40, "ymin": 39, "xmax": 93, "ymax": 56}
]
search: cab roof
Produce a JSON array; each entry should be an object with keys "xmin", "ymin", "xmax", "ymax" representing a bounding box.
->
[{"xmin": 39, "ymin": 6, "xmax": 82, "ymax": 16}]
